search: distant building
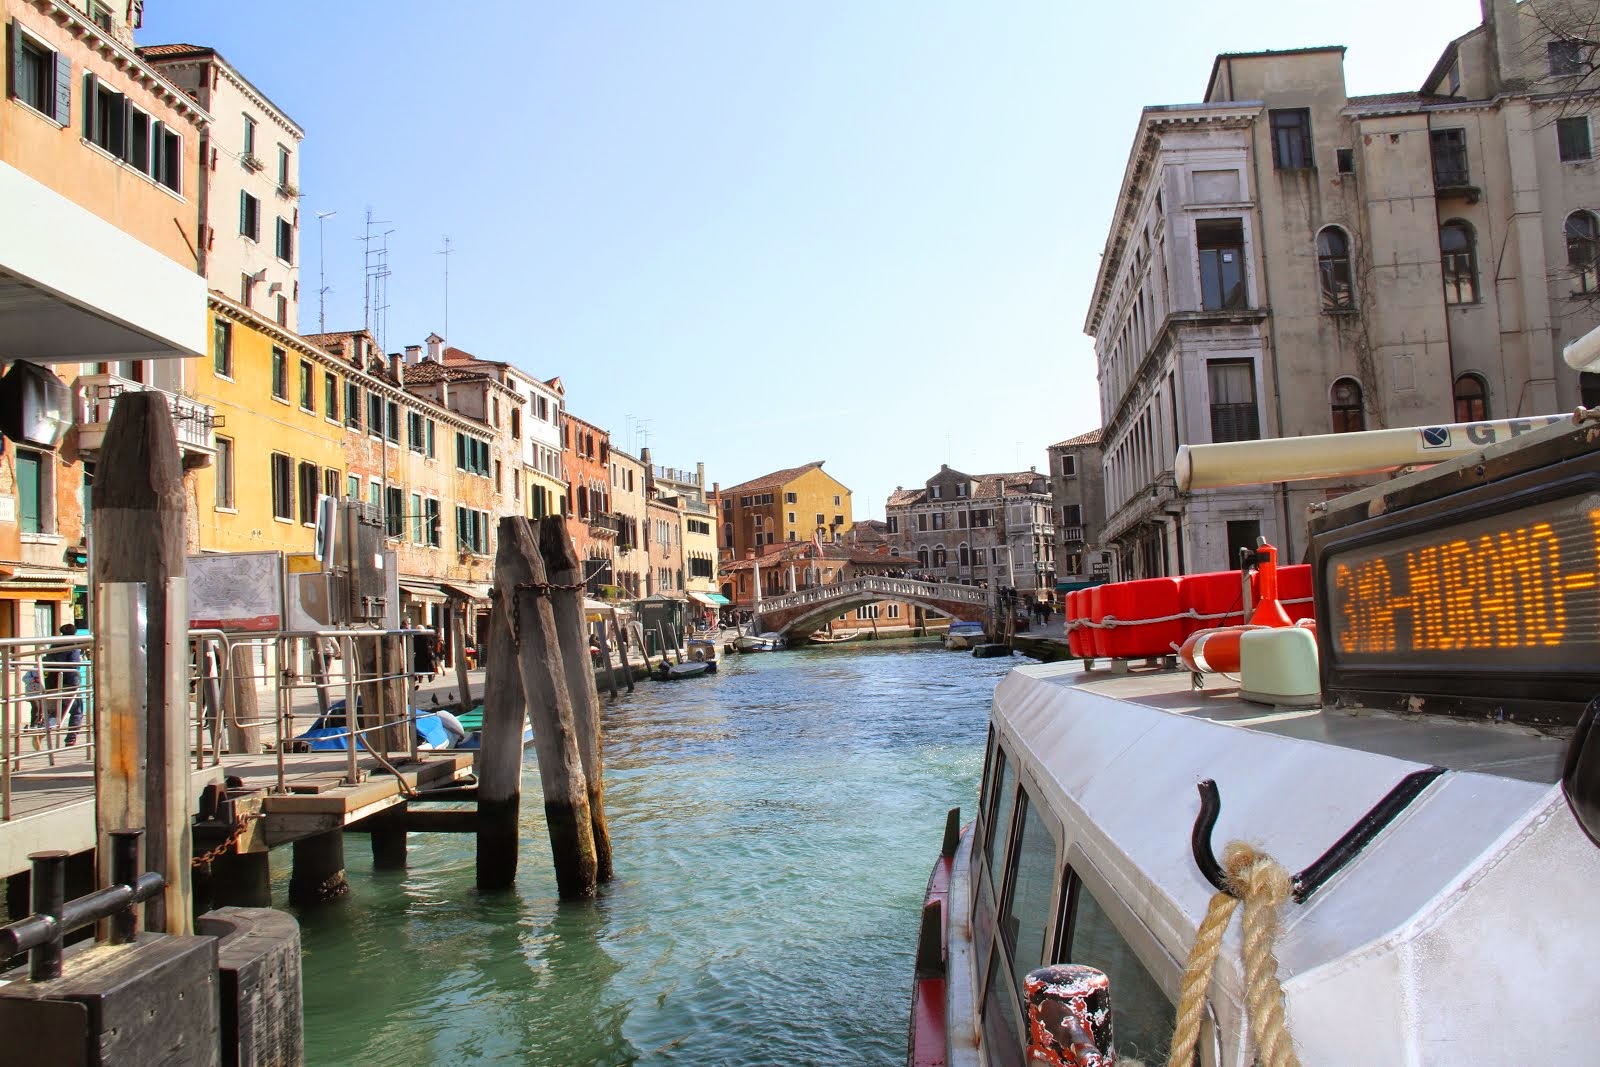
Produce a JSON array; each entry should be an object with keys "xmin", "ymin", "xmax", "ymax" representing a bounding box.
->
[
  {"xmin": 1046, "ymin": 431, "xmax": 1110, "ymax": 589},
  {"xmin": 719, "ymin": 461, "xmax": 852, "ymax": 559},
  {"xmin": 438, "ymin": 344, "xmax": 566, "ymax": 522},
  {"xmin": 562, "ymin": 411, "xmax": 614, "ymax": 593},
  {"xmin": 140, "ymin": 43, "xmax": 303, "ymax": 331},
  {"xmin": 609, "ymin": 449, "xmax": 648, "ymax": 600},
  {"xmin": 1087, "ymin": 0, "xmax": 1600, "ymax": 576},
  {"xmin": 887, "ymin": 466, "xmax": 1055, "ymax": 596},
  {"xmin": 642, "ymin": 456, "xmax": 721, "ymax": 618}
]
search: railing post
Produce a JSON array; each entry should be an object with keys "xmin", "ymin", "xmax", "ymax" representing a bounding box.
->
[
  {"xmin": 109, "ymin": 828, "xmax": 143, "ymax": 945},
  {"xmin": 28, "ymin": 849, "xmax": 67, "ymax": 982}
]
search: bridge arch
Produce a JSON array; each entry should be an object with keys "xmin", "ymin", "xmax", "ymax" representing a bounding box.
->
[{"xmin": 753, "ymin": 576, "xmax": 992, "ymax": 643}]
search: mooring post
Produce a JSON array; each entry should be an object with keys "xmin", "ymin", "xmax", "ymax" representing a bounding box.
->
[
  {"xmin": 600, "ymin": 617, "xmax": 619, "ymax": 698},
  {"xmin": 1023, "ymin": 964, "xmax": 1117, "ymax": 1065},
  {"xmin": 609, "ymin": 608, "xmax": 634, "ymax": 692},
  {"xmin": 91, "ymin": 392, "xmax": 193, "ymax": 935},
  {"xmin": 287, "ymin": 830, "xmax": 347, "ymax": 906},
  {"xmin": 499, "ymin": 518, "xmax": 597, "ymax": 898},
  {"xmin": 450, "ymin": 601, "xmax": 473, "ymax": 711},
  {"xmin": 475, "ymin": 522, "xmax": 526, "ymax": 891},
  {"xmin": 538, "ymin": 516, "xmax": 614, "ymax": 882}
]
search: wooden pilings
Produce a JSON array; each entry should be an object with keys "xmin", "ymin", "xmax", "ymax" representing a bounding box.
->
[
  {"xmin": 90, "ymin": 391, "xmax": 193, "ymax": 935},
  {"xmin": 537, "ymin": 516, "xmax": 614, "ymax": 883}
]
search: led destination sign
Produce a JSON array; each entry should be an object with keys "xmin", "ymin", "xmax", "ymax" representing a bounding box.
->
[{"xmin": 1326, "ymin": 493, "xmax": 1600, "ymax": 669}]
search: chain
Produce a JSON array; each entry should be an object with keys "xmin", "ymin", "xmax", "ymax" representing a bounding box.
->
[
  {"xmin": 192, "ymin": 814, "xmax": 258, "ymax": 868},
  {"xmin": 489, "ymin": 578, "xmax": 588, "ymax": 651}
]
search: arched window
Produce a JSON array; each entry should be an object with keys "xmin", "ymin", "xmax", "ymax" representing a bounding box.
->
[
  {"xmin": 1567, "ymin": 211, "xmax": 1599, "ymax": 294},
  {"xmin": 917, "ymin": 546, "xmax": 929, "ymax": 568},
  {"xmin": 1454, "ymin": 373, "xmax": 1489, "ymax": 423},
  {"xmin": 958, "ymin": 543, "xmax": 970, "ymax": 568},
  {"xmin": 1440, "ymin": 220, "xmax": 1479, "ymax": 304},
  {"xmin": 1316, "ymin": 227, "xmax": 1355, "ymax": 310},
  {"xmin": 577, "ymin": 485, "xmax": 589, "ymax": 518},
  {"xmin": 1330, "ymin": 377, "xmax": 1365, "ymax": 433},
  {"xmin": 932, "ymin": 544, "xmax": 947, "ymax": 568}
]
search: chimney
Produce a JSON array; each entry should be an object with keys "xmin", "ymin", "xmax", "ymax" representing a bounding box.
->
[
  {"xmin": 388, "ymin": 353, "xmax": 405, "ymax": 385},
  {"xmin": 696, "ymin": 461, "xmax": 705, "ymax": 487},
  {"xmin": 426, "ymin": 334, "xmax": 443, "ymax": 362},
  {"xmin": 405, "ymin": 344, "xmax": 422, "ymax": 364}
]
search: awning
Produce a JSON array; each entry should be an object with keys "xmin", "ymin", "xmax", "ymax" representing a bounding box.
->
[
  {"xmin": 688, "ymin": 591, "xmax": 730, "ymax": 606},
  {"xmin": 441, "ymin": 581, "xmax": 493, "ymax": 601},
  {"xmin": 399, "ymin": 580, "xmax": 447, "ymax": 601}
]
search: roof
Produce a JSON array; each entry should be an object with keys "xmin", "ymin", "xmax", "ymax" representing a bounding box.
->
[
  {"xmin": 1050, "ymin": 429, "xmax": 1104, "ymax": 449},
  {"xmin": 886, "ymin": 470, "xmax": 1047, "ymax": 509},
  {"xmin": 137, "ymin": 43, "xmax": 205, "ymax": 58},
  {"xmin": 136, "ymin": 43, "xmax": 303, "ymax": 136},
  {"xmin": 721, "ymin": 461, "xmax": 827, "ymax": 495},
  {"xmin": 1345, "ymin": 91, "xmax": 1460, "ymax": 111},
  {"xmin": 718, "ymin": 541, "xmax": 915, "ymax": 573},
  {"xmin": 1205, "ymin": 46, "xmax": 1346, "ymax": 101}
]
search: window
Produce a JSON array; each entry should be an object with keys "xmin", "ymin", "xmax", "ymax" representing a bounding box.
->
[
  {"xmin": 786, "ymin": 492, "xmax": 797, "ymax": 503},
  {"xmin": 787, "ymin": 511, "xmax": 796, "ymax": 524},
  {"xmin": 214, "ymin": 436, "xmax": 234, "ymax": 509},
  {"xmin": 1316, "ymin": 226, "xmax": 1355, "ymax": 310},
  {"xmin": 425, "ymin": 498, "xmax": 442, "ymax": 547},
  {"xmin": 1060, "ymin": 454, "xmax": 1077, "ymax": 477},
  {"xmin": 886, "ymin": 516, "xmax": 899, "ymax": 534},
  {"xmin": 344, "ymin": 381, "xmax": 361, "ymax": 429},
  {"xmin": 277, "ymin": 144, "xmax": 291, "ymax": 187},
  {"xmin": 241, "ymin": 273, "xmax": 255, "ymax": 308},
  {"xmin": 15, "ymin": 448, "xmax": 43, "ymax": 534},
  {"xmin": 1440, "ymin": 220, "xmax": 1479, "ymax": 304},
  {"xmin": 833, "ymin": 514, "xmax": 844, "ymax": 526},
  {"xmin": 212, "ymin": 318, "xmax": 232, "ymax": 377},
  {"xmin": 495, "ymin": 460, "xmax": 503, "ymax": 494},
  {"xmin": 347, "ymin": 474, "xmax": 359, "ymax": 500},
  {"xmin": 455, "ymin": 433, "xmax": 490, "ymax": 476},
  {"xmin": 1550, "ymin": 39, "xmax": 1586, "ymax": 77},
  {"xmin": 243, "ymin": 114, "xmax": 256, "ymax": 158},
  {"xmin": 367, "ymin": 392, "xmax": 383, "ymax": 436},
  {"xmin": 275, "ymin": 217, "xmax": 294, "ymax": 263},
  {"xmin": 887, "ymin": 603, "xmax": 900, "ymax": 619},
  {"xmin": 1226, "ymin": 520, "xmax": 1262, "ymax": 567},
  {"xmin": 1269, "ymin": 108, "xmax": 1313, "ymax": 169},
  {"xmin": 297, "ymin": 462, "xmax": 318, "ymax": 525},
  {"xmin": 270, "ymin": 347, "xmax": 287, "ymax": 400},
  {"xmin": 1207, "ymin": 360, "xmax": 1260, "ymax": 442},
  {"xmin": 240, "ymin": 191, "xmax": 260, "ymax": 240},
  {"xmin": 931, "ymin": 512, "xmax": 946, "ymax": 531},
  {"xmin": 833, "ymin": 495, "xmax": 842, "ymax": 506},
  {"xmin": 1559, "ymin": 117, "xmax": 1593, "ymax": 162},
  {"xmin": 511, "ymin": 408, "xmax": 521, "ymax": 439},
  {"xmin": 1197, "ymin": 218, "xmax": 1246, "ymax": 310},
  {"xmin": 1430, "ymin": 129, "xmax": 1469, "ymax": 188},
  {"xmin": 1060, "ymin": 874, "xmax": 1177, "ymax": 1064},
  {"xmin": 298, "ymin": 360, "xmax": 314, "ymax": 412},
  {"xmin": 1336, "ymin": 147, "xmax": 1355, "ymax": 174},
  {"xmin": 408, "ymin": 411, "xmax": 426, "ymax": 453},
  {"xmin": 275, "ymin": 294, "xmax": 287, "ymax": 327},
  {"xmin": 426, "ymin": 420, "xmax": 435, "ymax": 458},
  {"xmin": 456, "ymin": 507, "xmax": 489, "ymax": 555},
  {"xmin": 270, "ymin": 453, "xmax": 292, "ymax": 520},
  {"xmin": 1568, "ymin": 211, "xmax": 1600, "ymax": 293},
  {"xmin": 385, "ymin": 486, "xmax": 404, "ymax": 538},
  {"xmin": 324, "ymin": 372, "xmax": 339, "ymax": 421},
  {"xmin": 385, "ymin": 401, "xmax": 399, "ymax": 444},
  {"xmin": 409, "ymin": 492, "xmax": 423, "ymax": 542},
  {"xmin": 1454, "ymin": 373, "xmax": 1489, "ymax": 422},
  {"xmin": 1000, "ymin": 791, "xmax": 1060, "ymax": 1019},
  {"xmin": 10, "ymin": 27, "xmax": 68, "ymax": 123},
  {"xmin": 1331, "ymin": 377, "xmax": 1365, "ymax": 433},
  {"xmin": 959, "ymin": 544, "xmax": 971, "ymax": 567},
  {"xmin": 84, "ymin": 73, "xmax": 123, "ymax": 156},
  {"xmin": 324, "ymin": 469, "xmax": 339, "ymax": 501},
  {"xmin": 1061, "ymin": 504, "xmax": 1083, "ymax": 528}
]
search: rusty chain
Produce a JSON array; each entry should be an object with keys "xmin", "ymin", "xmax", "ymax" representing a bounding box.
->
[
  {"xmin": 191, "ymin": 813, "xmax": 259, "ymax": 868},
  {"xmin": 489, "ymin": 578, "xmax": 586, "ymax": 651}
]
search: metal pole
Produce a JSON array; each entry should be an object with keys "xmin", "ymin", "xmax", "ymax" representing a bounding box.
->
[
  {"xmin": 109, "ymin": 828, "xmax": 142, "ymax": 945},
  {"xmin": 28, "ymin": 850, "xmax": 67, "ymax": 982},
  {"xmin": 342, "ymin": 634, "xmax": 360, "ymax": 785}
]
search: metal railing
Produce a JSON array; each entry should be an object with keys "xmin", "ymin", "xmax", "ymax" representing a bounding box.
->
[
  {"xmin": 1061, "ymin": 525, "xmax": 1085, "ymax": 543},
  {"xmin": 588, "ymin": 512, "xmax": 623, "ymax": 536},
  {"xmin": 756, "ymin": 575, "xmax": 992, "ymax": 615},
  {"xmin": 74, "ymin": 373, "xmax": 218, "ymax": 457},
  {"xmin": 1, "ymin": 626, "xmax": 428, "ymax": 821}
]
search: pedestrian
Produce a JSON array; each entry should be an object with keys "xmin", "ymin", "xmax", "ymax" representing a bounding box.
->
[
  {"xmin": 413, "ymin": 630, "xmax": 438, "ymax": 682},
  {"xmin": 43, "ymin": 624, "xmax": 85, "ymax": 747},
  {"xmin": 433, "ymin": 633, "xmax": 445, "ymax": 680}
]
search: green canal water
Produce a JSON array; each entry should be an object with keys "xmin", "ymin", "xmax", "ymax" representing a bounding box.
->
[{"xmin": 280, "ymin": 638, "xmax": 1013, "ymax": 1066}]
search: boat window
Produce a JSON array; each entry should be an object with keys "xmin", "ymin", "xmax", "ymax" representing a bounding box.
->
[
  {"xmin": 984, "ymin": 751, "xmax": 1017, "ymax": 891},
  {"xmin": 980, "ymin": 940, "xmax": 1023, "ymax": 1067},
  {"xmin": 977, "ymin": 725, "xmax": 998, "ymax": 834},
  {"xmin": 1063, "ymin": 872, "xmax": 1178, "ymax": 1065},
  {"xmin": 1001, "ymin": 790, "xmax": 1058, "ymax": 1009}
]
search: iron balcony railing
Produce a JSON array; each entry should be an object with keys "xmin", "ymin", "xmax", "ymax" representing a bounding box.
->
[
  {"xmin": 74, "ymin": 374, "xmax": 218, "ymax": 462},
  {"xmin": 588, "ymin": 512, "xmax": 623, "ymax": 537}
]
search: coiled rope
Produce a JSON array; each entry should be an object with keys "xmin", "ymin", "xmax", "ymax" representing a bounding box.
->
[{"xmin": 1165, "ymin": 842, "xmax": 1300, "ymax": 1067}]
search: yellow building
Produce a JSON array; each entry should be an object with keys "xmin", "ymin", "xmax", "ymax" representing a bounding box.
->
[{"xmin": 719, "ymin": 461, "xmax": 853, "ymax": 560}]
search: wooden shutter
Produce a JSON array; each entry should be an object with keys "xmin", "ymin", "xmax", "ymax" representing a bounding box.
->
[
  {"xmin": 81, "ymin": 70, "xmax": 95, "ymax": 140},
  {"xmin": 6, "ymin": 21, "xmax": 18, "ymax": 101},
  {"xmin": 239, "ymin": 190, "xmax": 246, "ymax": 235},
  {"xmin": 150, "ymin": 120, "xmax": 165, "ymax": 185},
  {"xmin": 51, "ymin": 47, "xmax": 70, "ymax": 124},
  {"xmin": 15, "ymin": 451, "xmax": 40, "ymax": 534}
]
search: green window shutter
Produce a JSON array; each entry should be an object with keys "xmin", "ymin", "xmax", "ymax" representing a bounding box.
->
[
  {"xmin": 81, "ymin": 70, "xmax": 95, "ymax": 140},
  {"xmin": 52, "ymin": 48, "xmax": 70, "ymax": 125},
  {"xmin": 7, "ymin": 21, "xmax": 19, "ymax": 101},
  {"xmin": 239, "ymin": 190, "xmax": 247, "ymax": 235},
  {"xmin": 150, "ymin": 120, "xmax": 165, "ymax": 184},
  {"xmin": 15, "ymin": 451, "xmax": 40, "ymax": 534}
]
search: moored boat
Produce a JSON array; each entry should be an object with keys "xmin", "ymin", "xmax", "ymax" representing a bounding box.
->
[
  {"xmin": 735, "ymin": 632, "xmax": 787, "ymax": 652},
  {"xmin": 655, "ymin": 659, "xmax": 716, "ymax": 680},
  {"xmin": 943, "ymin": 621, "xmax": 987, "ymax": 650},
  {"xmin": 910, "ymin": 414, "xmax": 1600, "ymax": 1065}
]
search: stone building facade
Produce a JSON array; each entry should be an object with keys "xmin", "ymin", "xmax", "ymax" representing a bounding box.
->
[
  {"xmin": 1046, "ymin": 430, "xmax": 1111, "ymax": 588},
  {"xmin": 1087, "ymin": 0, "xmax": 1600, "ymax": 578},
  {"xmin": 718, "ymin": 461, "xmax": 852, "ymax": 559},
  {"xmin": 886, "ymin": 466, "xmax": 1055, "ymax": 596}
]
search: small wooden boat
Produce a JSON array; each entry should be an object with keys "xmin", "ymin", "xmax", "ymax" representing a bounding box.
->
[
  {"xmin": 735, "ymin": 632, "xmax": 787, "ymax": 652},
  {"xmin": 655, "ymin": 660, "xmax": 715, "ymax": 680},
  {"xmin": 809, "ymin": 630, "xmax": 860, "ymax": 644}
]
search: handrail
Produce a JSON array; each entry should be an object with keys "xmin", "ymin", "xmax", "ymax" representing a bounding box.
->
[{"xmin": 757, "ymin": 576, "xmax": 993, "ymax": 614}]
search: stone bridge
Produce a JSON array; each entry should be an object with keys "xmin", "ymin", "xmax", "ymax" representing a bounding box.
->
[{"xmin": 753, "ymin": 576, "xmax": 993, "ymax": 642}]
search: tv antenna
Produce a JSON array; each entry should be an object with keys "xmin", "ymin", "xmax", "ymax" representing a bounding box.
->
[
  {"xmin": 315, "ymin": 210, "xmax": 336, "ymax": 333},
  {"xmin": 358, "ymin": 208, "xmax": 394, "ymax": 347},
  {"xmin": 438, "ymin": 236, "xmax": 453, "ymax": 343}
]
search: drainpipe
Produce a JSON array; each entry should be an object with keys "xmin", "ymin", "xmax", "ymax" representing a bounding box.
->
[{"xmin": 1246, "ymin": 116, "xmax": 1297, "ymax": 560}]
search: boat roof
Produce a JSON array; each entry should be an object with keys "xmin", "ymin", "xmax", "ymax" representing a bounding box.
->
[{"xmin": 1068, "ymin": 666, "xmax": 1565, "ymax": 783}]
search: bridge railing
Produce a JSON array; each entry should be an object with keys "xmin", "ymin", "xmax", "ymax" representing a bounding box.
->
[{"xmin": 756, "ymin": 576, "xmax": 992, "ymax": 616}]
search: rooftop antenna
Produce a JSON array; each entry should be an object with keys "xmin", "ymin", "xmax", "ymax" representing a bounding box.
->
[
  {"xmin": 315, "ymin": 210, "xmax": 336, "ymax": 333},
  {"xmin": 438, "ymin": 236, "xmax": 453, "ymax": 343},
  {"xmin": 358, "ymin": 207, "xmax": 394, "ymax": 342}
]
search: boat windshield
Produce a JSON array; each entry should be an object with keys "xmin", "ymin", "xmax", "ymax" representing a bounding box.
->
[{"xmin": 985, "ymin": 751, "xmax": 1017, "ymax": 890}]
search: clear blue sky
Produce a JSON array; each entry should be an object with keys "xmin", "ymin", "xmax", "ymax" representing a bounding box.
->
[{"xmin": 144, "ymin": 0, "xmax": 1479, "ymax": 517}]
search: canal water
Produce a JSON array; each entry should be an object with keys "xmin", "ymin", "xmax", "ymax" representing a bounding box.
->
[{"xmin": 283, "ymin": 638, "xmax": 1013, "ymax": 1065}]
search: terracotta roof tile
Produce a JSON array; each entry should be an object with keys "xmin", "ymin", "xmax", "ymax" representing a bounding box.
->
[
  {"xmin": 721, "ymin": 461, "xmax": 826, "ymax": 495},
  {"xmin": 1050, "ymin": 429, "xmax": 1103, "ymax": 448}
]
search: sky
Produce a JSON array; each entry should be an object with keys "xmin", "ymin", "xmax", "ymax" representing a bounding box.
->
[{"xmin": 143, "ymin": 0, "xmax": 1482, "ymax": 517}]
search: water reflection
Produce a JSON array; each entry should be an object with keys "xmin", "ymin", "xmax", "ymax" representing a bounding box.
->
[{"xmin": 295, "ymin": 639, "xmax": 1012, "ymax": 1065}]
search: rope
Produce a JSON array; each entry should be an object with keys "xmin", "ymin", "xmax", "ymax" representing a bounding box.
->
[
  {"xmin": 1166, "ymin": 842, "xmax": 1300, "ymax": 1067},
  {"xmin": 1062, "ymin": 597, "xmax": 1312, "ymax": 632}
]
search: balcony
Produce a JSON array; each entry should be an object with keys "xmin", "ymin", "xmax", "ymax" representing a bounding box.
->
[
  {"xmin": 588, "ymin": 512, "xmax": 623, "ymax": 538},
  {"xmin": 74, "ymin": 374, "xmax": 218, "ymax": 469},
  {"xmin": 1061, "ymin": 526, "xmax": 1085, "ymax": 544}
]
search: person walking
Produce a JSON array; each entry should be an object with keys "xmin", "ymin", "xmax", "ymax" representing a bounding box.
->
[
  {"xmin": 413, "ymin": 629, "xmax": 438, "ymax": 683},
  {"xmin": 43, "ymin": 624, "xmax": 85, "ymax": 747}
]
